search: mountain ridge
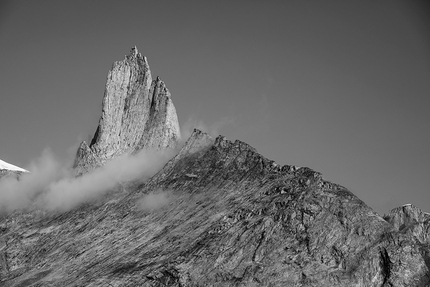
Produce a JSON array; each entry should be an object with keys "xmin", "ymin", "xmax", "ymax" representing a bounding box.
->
[{"xmin": 1, "ymin": 128, "xmax": 428, "ymax": 286}]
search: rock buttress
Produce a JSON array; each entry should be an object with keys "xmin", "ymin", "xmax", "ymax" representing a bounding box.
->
[{"xmin": 74, "ymin": 47, "xmax": 180, "ymax": 174}]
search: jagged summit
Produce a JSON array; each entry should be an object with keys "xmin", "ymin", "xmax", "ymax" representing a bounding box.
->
[
  {"xmin": 74, "ymin": 47, "xmax": 180, "ymax": 174},
  {"xmin": 127, "ymin": 45, "xmax": 142, "ymax": 59}
]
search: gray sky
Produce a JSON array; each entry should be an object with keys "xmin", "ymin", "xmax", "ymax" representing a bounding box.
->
[{"xmin": 0, "ymin": 0, "xmax": 429, "ymax": 215}]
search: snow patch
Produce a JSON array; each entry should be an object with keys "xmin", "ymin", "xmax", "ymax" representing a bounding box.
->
[{"xmin": 0, "ymin": 159, "xmax": 28, "ymax": 172}]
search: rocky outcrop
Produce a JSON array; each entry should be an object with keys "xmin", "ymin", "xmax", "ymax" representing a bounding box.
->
[
  {"xmin": 0, "ymin": 170, "xmax": 24, "ymax": 181},
  {"xmin": 74, "ymin": 47, "xmax": 180, "ymax": 174},
  {"xmin": 384, "ymin": 204, "xmax": 430, "ymax": 245},
  {"xmin": 2, "ymin": 130, "xmax": 429, "ymax": 286},
  {"xmin": 383, "ymin": 204, "xmax": 430, "ymax": 286}
]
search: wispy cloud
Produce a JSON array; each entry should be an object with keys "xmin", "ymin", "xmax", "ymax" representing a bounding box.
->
[
  {"xmin": 136, "ymin": 190, "xmax": 172, "ymax": 212},
  {"xmin": 0, "ymin": 148, "xmax": 173, "ymax": 213}
]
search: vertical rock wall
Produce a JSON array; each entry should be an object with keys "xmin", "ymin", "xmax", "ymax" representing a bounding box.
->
[{"xmin": 74, "ymin": 47, "xmax": 180, "ymax": 174}]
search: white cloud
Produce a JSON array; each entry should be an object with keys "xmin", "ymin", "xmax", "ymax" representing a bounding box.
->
[{"xmin": 0, "ymin": 148, "xmax": 173, "ymax": 212}]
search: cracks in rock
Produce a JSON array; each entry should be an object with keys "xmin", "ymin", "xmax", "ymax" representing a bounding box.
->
[
  {"xmin": 0, "ymin": 216, "xmax": 9, "ymax": 275},
  {"xmin": 147, "ymin": 267, "xmax": 183, "ymax": 286},
  {"xmin": 89, "ymin": 125, "xmax": 100, "ymax": 148},
  {"xmin": 252, "ymin": 231, "xmax": 265, "ymax": 262},
  {"xmin": 379, "ymin": 247, "xmax": 392, "ymax": 286}
]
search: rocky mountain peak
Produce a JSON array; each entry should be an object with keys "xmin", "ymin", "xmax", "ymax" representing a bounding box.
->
[
  {"xmin": 74, "ymin": 47, "xmax": 180, "ymax": 174},
  {"xmin": 127, "ymin": 45, "xmax": 141, "ymax": 60}
]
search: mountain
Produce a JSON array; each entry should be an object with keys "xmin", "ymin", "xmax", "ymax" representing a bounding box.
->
[
  {"xmin": 73, "ymin": 46, "xmax": 180, "ymax": 175},
  {"xmin": 0, "ymin": 48, "xmax": 429, "ymax": 286}
]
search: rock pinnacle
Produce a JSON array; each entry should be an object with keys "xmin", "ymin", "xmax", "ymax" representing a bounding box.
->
[{"xmin": 74, "ymin": 47, "xmax": 180, "ymax": 174}]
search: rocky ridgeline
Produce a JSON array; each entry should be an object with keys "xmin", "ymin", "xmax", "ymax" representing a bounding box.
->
[
  {"xmin": 138, "ymin": 129, "xmax": 430, "ymax": 286},
  {"xmin": 73, "ymin": 47, "xmax": 180, "ymax": 174}
]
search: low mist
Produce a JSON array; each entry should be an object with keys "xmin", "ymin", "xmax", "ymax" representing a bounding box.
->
[
  {"xmin": 0, "ymin": 148, "xmax": 174, "ymax": 213},
  {"xmin": 137, "ymin": 190, "xmax": 172, "ymax": 212}
]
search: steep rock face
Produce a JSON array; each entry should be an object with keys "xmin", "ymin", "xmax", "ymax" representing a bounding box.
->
[
  {"xmin": 74, "ymin": 47, "xmax": 180, "ymax": 174},
  {"xmin": 1, "ymin": 130, "xmax": 429, "ymax": 286}
]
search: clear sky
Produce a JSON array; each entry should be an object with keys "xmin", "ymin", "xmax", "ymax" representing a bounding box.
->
[{"xmin": 0, "ymin": 0, "xmax": 429, "ymax": 215}]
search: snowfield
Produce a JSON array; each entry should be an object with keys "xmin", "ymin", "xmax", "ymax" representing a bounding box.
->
[{"xmin": 0, "ymin": 159, "xmax": 28, "ymax": 172}]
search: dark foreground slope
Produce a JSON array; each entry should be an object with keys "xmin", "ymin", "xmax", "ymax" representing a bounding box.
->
[{"xmin": 0, "ymin": 129, "xmax": 428, "ymax": 286}]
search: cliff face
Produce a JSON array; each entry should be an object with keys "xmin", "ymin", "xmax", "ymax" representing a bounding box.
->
[{"xmin": 74, "ymin": 47, "xmax": 180, "ymax": 174}]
